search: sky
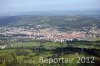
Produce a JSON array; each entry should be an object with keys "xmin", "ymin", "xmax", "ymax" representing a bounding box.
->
[{"xmin": 0, "ymin": 0, "xmax": 100, "ymax": 15}]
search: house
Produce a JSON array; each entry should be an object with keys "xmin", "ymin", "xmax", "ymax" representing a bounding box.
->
[{"xmin": 0, "ymin": 45, "xmax": 7, "ymax": 49}]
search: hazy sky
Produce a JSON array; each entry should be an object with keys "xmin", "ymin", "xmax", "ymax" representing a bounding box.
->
[{"xmin": 0, "ymin": 0, "xmax": 100, "ymax": 15}]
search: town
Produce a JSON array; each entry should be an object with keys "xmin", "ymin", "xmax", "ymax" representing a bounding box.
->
[{"xmin": 0, "ymin": 25, "xmax": 100, "ymax": 43}]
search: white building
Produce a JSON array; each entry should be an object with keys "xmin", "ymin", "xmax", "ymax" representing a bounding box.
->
[{"xmin": 0, "ymin": 45, "xmax": 7, "ymax": 49}]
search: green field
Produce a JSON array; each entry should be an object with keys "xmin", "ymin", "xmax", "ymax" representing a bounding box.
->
[
  {"xmin": 0, "ymin": 41, "xmax": 100, "ymax": 66},
  {"xmin": 10, "ymin": 41, "xmax": 67, "ymax": 50}
]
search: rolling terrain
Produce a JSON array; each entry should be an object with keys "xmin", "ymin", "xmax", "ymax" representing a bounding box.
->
[{"xmin": 0, "ymin": 15, "xmax": 100, "ymax": 29}]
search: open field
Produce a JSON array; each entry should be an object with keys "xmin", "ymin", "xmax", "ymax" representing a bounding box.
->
[{"xmin": 9, "ymin": 41, "xmax": 67, "ymax": 50}]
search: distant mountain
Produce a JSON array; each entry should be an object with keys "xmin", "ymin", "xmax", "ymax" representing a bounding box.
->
[
  {"xmin": 1, "ymin": 10, "xmax": 100, "ymax": 16},
  {"xmin": 0, "ymin": 15, "xmax": 100, "ymax": 29}
]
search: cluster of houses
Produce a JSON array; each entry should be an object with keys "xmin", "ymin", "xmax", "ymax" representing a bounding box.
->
[
  {"xmin": 0, "ymin": 28, "xmax": 88, "ymax": 42},
  {"xmin": 0, "ymin": 27, "xmax": 100, "ymax": 46}
]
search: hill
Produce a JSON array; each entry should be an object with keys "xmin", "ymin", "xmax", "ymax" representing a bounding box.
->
[{"xmin": 0, "ymin": 15, "xmax": 100, "ymax": 29}]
